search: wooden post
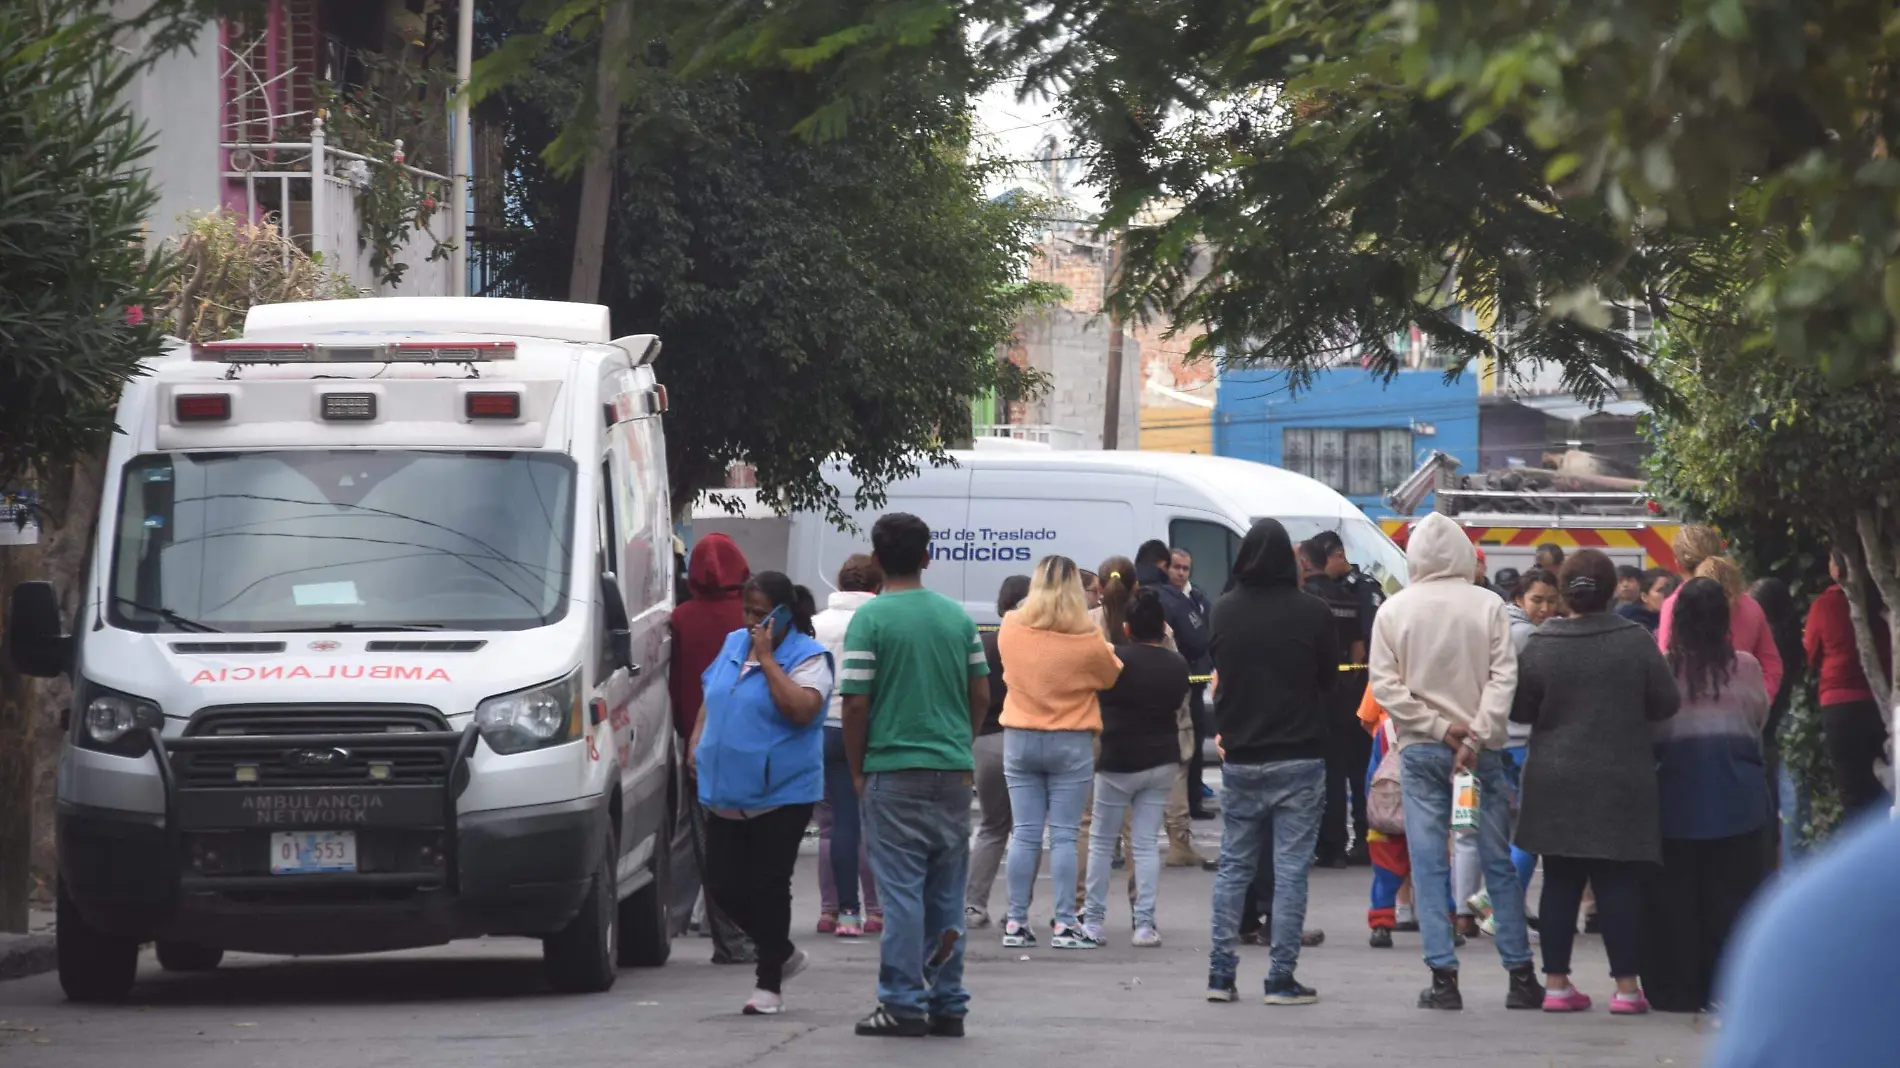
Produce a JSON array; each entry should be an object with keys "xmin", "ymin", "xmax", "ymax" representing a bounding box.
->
[{"xmin": 1102, "ymin": 235, "xmax": 1124, "ymax": 450}]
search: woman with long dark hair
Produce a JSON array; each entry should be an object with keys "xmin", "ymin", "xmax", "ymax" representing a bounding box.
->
[
  {"xmin": 1644, "ymin": 577, "xmax": 1772, "ymax": 1013},
  {"xmin": 1083, "ymin": 588, "xmax": 1191, "ymax": 946},
  {"xmin": 691, "ymin": 571, "xmax": 831, "ymax": 1015}
]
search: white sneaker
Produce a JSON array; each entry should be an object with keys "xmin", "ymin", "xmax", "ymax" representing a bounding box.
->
[
  {"xmin": 743, "ymin": 989, "xmax": 783, "ymax": 1015},
  {"xmin": 781, "ymin": 948, "xmax": 810, "ymax": 984},
  {"xmin": 1131, "ymin": 925, "xmax": 1161, "ymax": 947}
]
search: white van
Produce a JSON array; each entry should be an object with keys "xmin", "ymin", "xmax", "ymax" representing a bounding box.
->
[
  {"xmin": 4, "ymin": 298, "xmax": 677, "ymax": 1000},
  {"xmin": 784, "ymin": 449, "xmax": 1408, "ymax": 621}
]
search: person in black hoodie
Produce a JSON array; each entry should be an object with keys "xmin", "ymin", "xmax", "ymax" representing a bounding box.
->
[{"xmin": 1203, "ymin": 519, "xmax": 1339, "ymax": 1007}]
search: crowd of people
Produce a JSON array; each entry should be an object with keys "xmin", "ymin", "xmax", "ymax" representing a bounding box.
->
[{"xmin": 664, "ymin": 511, "xmax": 1892, "ymax": 1035}]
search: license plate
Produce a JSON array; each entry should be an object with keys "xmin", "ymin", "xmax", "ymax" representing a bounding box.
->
[{"xmin": 270, "ymin": 830, "xmax": 357, "ymax": 874}]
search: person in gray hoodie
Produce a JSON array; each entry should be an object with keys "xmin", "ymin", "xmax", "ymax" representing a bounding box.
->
[{"xmin": 1368, "ymin": 512, "xmax": 1536, "ymax": 1011}]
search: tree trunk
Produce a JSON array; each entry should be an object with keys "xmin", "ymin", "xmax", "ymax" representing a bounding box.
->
[
  {"xmin": 1850, "ymin": 508, "xmax": 1900, "ymax": 772},
  {"xmin": 0, "ymin": 544, "xmax": 35, "ymax": 931},
  {"xmin": 0, "ymin": 452, "xmax": 106, "ymax": 931},
  {"xmin": 567, "ymin": 0, "xmax": 634, "ymax": 304}
]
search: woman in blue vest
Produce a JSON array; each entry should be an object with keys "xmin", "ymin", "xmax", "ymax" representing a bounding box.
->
[{"xmin": 690, "ymin": 570, "xmax": 832, "ymax": 1016}]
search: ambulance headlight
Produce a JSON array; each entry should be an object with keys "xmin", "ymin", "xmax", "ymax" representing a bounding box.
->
[
  {"xmin": 78, "ymin": 685, "xmax": 164, "ymax": 756},
  {"xmin": 474, "ymin": 670, "xmax": 582, "ymax": 755}
]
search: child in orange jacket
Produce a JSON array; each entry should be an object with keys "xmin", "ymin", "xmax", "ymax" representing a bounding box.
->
[{"xmin": 1359, "ymin": 686, "xmax": 1414, "ymax": 947}]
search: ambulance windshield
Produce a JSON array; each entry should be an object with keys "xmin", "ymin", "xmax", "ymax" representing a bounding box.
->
[{"xmin": 109, "ymin": 450, "xmax": 575, "ymax": 632}]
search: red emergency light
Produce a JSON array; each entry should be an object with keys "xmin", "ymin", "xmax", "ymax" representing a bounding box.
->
[
  {"xmin": 465, "ymin": 392, "xmax": 521, "ymax": 420},
  {"xmin": 174, "ymin": 394, "xmax": 231, "ymax": 422}
]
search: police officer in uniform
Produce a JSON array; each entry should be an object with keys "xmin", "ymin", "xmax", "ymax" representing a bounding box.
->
[{"xmin": 1301, "ymin": 531, "xmax": 1378, "ymax": 867}]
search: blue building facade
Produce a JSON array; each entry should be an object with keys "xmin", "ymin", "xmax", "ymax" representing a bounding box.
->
[{"xmin": 1213, "ymin": 368, "xmax": 1480, "ymax": 519}]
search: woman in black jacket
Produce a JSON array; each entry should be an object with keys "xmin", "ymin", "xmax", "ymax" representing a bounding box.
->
[
  {"xmin": 1511, "ymin": 549, "xmax": 1681, "ymax": 1014},
  {"xmin": 1080, "ymin": 588, "xmax": 1190, "ymax": 947}
]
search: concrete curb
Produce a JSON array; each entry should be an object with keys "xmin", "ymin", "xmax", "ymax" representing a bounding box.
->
[{"xmin": 0, "ymin": 933, "xmax": 56, "ymax": 982}]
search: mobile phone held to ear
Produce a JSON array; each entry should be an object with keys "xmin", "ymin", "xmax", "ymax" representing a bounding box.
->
[{"xmin": 762, "ymin": 604, "xmax": 792, "ymax": 638}]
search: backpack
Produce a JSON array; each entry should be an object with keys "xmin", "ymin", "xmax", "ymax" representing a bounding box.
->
[{"xmin": 1367, "ymin": 721, "xmax": 1406, "ymax": 836}]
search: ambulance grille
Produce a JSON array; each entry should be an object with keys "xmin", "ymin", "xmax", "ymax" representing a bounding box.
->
[{"xmin": 184, "ymin": 705, "xmax": 451, "ymax": 738}]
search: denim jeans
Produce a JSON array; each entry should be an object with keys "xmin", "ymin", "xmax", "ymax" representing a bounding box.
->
[
  {"xmin": 1208, "ymin": 758, "xmax": 1325, "ymax": 984},
  {"xmin": 1501, "ymin": 745, "xmax": 1537, "ymax": 891},
  {"xmin": 1084, "ymin": 763, "xmax": 1175, "ymax": 930},
  {"xmin": 821, "ymin": 726, "xmax": 871, "ymax": 913},
  {"xmin": 1400, "ymin": 743, "xmax": 1532, "ymax": 971},
  {"xmin": 1002, "ymin": 728, "xmax": 1095, "ymax": 927},
  {"xmin": 862, "ymin": 770, "xmax": 973, "ymax": 1020}
]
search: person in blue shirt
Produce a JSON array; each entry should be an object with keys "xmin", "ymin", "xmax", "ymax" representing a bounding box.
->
[
  {"xmin": 1707, "ymin": 812, "xmax": 1898, "ymax": 1067},
  {"xmin": 690, "ymin": 571, "xmax": 834, "ymax": 1017}
]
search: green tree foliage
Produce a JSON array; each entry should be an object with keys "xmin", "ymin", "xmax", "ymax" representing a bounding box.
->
[
  {"xmin": 1382, "ymin": 0, "xmax": 1900, "ymax": 377},
  {"xmin": 1647, "ymin": 331, "xmax": 1900, "ymax": 756},
  {"xmin": 485, "ymin": 11, "xmax": 1055, "ymax": 520},
  {"xmin": 0, "ymin": 2, "xmax": 174, "ymax": 488}
]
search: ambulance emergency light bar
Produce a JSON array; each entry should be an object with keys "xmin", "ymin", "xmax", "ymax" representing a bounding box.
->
[{"xmin": 192, "ymin": 340, "xmax": 517, "ymax": 364}]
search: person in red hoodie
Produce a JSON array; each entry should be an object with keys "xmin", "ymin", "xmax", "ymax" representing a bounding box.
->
[
  {"xmin": 671, "ymin": 532, "xmax": 758, "ymax": 964},
  {"xmin": 1803, "ymin": 549, "xmax": 1894, "ymax": 815}
]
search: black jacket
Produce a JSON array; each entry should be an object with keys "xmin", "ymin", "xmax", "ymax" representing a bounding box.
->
[
  {"xmin": 1209, "ymin": 519, "xmax": 1339, "ymax": 764},
  {"xmin": 1137, "ymin": 562, "xmax": 1210, "ymax": 667},
  {"xmin": 1098, "ymin": 643, "xmax": 1191, "ymax": 772}
]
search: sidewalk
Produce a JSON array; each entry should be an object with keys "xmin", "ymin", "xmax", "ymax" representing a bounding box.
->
[{"xmin": 0, "ymin": 910, "xmax": 55, "ymax": 982}]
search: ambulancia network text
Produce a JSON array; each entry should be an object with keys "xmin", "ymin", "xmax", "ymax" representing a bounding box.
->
[{"xmin": 927, "ymin": 527, "xmax": 1058, "ymax": 563}]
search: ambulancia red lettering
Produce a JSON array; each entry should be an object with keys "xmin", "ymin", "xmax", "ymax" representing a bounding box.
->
[{"xmin": 186, "ymin": 663, "xmax": 450, "ymax": 683}]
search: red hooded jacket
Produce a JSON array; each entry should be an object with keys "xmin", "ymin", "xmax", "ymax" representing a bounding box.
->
[{"xmin": 669, "ymin": 533, "xmax": 750, "ymax": 737}]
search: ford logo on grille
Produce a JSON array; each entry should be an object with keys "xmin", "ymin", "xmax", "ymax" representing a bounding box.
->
[{"xmin": 287, "ymin": 747, "xmax": 350, "ymax": 768}]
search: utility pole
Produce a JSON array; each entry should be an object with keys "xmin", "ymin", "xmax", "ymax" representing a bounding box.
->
[
  {"xmin": 568, "ymin": 0, "xmax": 634, "ymax": 303},
  {"xmin": 1101, "ymin": 233, "xmax": 1125, "ymax": 450},
  {"xmin": 450, "ymin": 0, "xmax": 474, "ymax": 295}
]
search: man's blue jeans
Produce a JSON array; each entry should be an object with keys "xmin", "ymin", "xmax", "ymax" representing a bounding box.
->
[
  {"xmin": 1400, "ymin": 743, "xmax": 1532, "ymax": 972},
  {"xmin": 1208, "ymin": 759, "xmax": 1325, "ymax": 984},
  {"xmin": 863, "ymin": 769, "xmax": 972, "ymax": 1020}
]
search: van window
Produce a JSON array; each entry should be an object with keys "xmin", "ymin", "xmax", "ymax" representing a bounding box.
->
[
  {"xmin": 1274, "ymin": 515, "xmax": 1409, "ymax": 595},
  {"xmin": 1168, "ymin": 519, "xmax": 1240, "ymax": 596}
]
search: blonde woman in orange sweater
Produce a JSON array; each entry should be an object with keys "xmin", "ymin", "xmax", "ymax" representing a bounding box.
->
[{"xmin": 997, "ymin": 555, "xmax": 1123, "ymax": 950}]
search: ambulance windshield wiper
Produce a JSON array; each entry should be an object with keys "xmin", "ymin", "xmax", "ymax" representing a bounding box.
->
[
  {"xmin": 112, "ymin": 596, "xmax": 222, "ymax": 633},
  {"xmin": 292, "ymin": 622, "xmax": 447, "ymax": 632}
]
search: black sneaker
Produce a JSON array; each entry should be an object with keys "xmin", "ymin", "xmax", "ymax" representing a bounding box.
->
[
  {"xmin": 1206, "ymin": 974, "xmax": 1239, "ymax": 1002},
  {"xmin": 1263, "ymin": 975, "xmax": 1319, "ymax": 1005},
  {"xmin": 1418, "ymin": 968, "xmax": 1463, "ymax": 1010},
  {"xmin": 1369, "ymin": 927, "xmax": 1393, "ymax": 949},
  {"xmin": 1583, "ymin": 911, "xmax": 1600, "ymax": 935},
  {"xmin": 1394, "ymin": 918, "xmax": 1420, "ymax": 933},
  {"xmin": 927, "ymin": 1014, "xmax": 965, "ymax": 1038},
  {"xmin": 1505, "ymin": 964, "xmax": 1543, "ymax": 1009},
  {"xmin": 856, "ymin": 1007, "xmax": 929, "ymax": 1037}
]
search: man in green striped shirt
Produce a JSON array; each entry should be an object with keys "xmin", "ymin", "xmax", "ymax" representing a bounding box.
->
[{"xmin": 840, "ymin": 513, "xmax": 989, "ymax": 1038}]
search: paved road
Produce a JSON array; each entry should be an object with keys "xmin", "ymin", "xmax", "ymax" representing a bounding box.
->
[{"xmin": 0, "ymin": 838, "xmax": 1707, "ymax": 1068}]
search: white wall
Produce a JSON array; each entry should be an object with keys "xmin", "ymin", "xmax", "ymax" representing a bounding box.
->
[{"xmin": 123, "ymin": 20, "xmax": 224, "ymax": 245}]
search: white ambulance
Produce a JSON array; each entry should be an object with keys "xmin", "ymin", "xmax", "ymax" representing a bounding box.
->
[{"xmin": 5, "ymin": 298, "xmax": 677, "ymax": 999}]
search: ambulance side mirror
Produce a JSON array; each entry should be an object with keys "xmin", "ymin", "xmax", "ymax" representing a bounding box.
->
[
  {"xmin": 598, "ymin": 573, "xmax": 635, "ymax": 672},
  {"xmin": 6, "ymin": 581, "xmax": 70, "ymax": 679}
]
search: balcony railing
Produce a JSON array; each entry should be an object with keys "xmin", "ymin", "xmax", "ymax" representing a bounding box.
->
[
  {"xmin": 972, "ymin": 424, "xmax": 1088, "ymax": 450},
  {"xmin": 223, "ymin": 117, "xmax": 459, "ymax": 295}
]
